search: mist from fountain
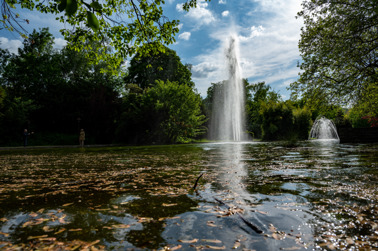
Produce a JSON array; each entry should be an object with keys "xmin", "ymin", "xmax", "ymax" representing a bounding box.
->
[
  {"xmin": 309, "ymin": 116, "xmax": 339, "ymax": 140},
  {"xmin": 210, "ymin": 35, "xmax": 245, "ymax": 141}
]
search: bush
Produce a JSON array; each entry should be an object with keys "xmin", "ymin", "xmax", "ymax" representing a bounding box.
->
[
  {"xmin": 260, "ymin": 102, "xmax": 294, "ymax": 140},
  {"xmin": 293, "ymin": 106, "xmax": 312, "ymax": 140},
  {"xmin": 260, "ymin": 102, "xmax": 313, "ymax": 141},
  {"xmin": 116, "ymin": 80, "xmax": 206, "ymax": 144}
]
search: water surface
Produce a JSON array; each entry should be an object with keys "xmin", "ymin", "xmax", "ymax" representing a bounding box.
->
[{"xmin": 0, "ymin": 141, "xmax": 377, "ymax": 250}]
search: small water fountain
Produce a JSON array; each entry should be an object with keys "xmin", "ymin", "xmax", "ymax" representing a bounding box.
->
[
  {"xmin": 210, "ymin": 35, "xmax": 245, "ymax": 141},
  {"xmin": 309, "ymin": 116, "xmax": 339, "ymax": 140}
]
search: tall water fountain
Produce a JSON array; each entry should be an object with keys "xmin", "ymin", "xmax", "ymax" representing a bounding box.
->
[
  {"xmin": 210, "ymin": 36, "xmax": 245, "ymax": 141},
  {"xmin": 309, "ymin": 116, "xmax": 339, "ymax": 140}
]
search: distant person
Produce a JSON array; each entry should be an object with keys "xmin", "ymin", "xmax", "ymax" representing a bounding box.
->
[
  {"xmin": 23, "ymin": 129, "xmax": 33, "ymax": 147},
  {"xmin": 79, "ymin": 129, "xmax": 85, "ymax": 147}
]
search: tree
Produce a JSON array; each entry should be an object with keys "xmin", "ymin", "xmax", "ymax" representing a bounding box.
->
[
  {"xmin": 260, "ymin": 101, "xmax": 294, "ymax": 141},
  {"xmin": 116, "ymin": 80, "xmax": 206, "ymax": 144},
  {"xmin": 1, "ymin": 0, "xmax": 211, "ymax": 70},
  {"xmin": 125, "ymin": 44, "xmax": 194, "ymax": 89},
  {"xmin": 1, "ymin": 29, "xmax": 123, "ymax": 144},
  {"xmin": 245, "ymin": 81, "xmax": 280, "ymax": 138},
  {"xmin": 291, "ymin": 0, "xmax": 378, "ymax": 109}
]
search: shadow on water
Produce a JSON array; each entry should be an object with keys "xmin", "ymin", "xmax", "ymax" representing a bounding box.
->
[{"xmin": 0, "ymin": 141, "xmax": 377, "ymax": 250}]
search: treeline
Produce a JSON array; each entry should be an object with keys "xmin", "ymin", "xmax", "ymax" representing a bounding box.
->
[
  {"xmin": 204, "ymin": 80, "xmax": 375, "ymax": 142},
  {"xmin": 0, "ymin": 28, "xmax": 205, "ymax": 146},
  {"xmin": 0, "ymin": 29, "xmax": 375, "ymax": 146}
]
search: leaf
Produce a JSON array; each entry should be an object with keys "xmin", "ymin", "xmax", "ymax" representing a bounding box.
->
[
  {"xmin": 178, "ymin": 239, "xmax": 198, "ymax": 243},
  {"xmin": 201, "ymin": 239, "xmax": 222, "ymax": 244},
  {"xmin": 69, "ymin": 228, "xmax": 82, "ymax": 232},
  {"xmin": 65, "ymin": 0, "xmax": 78, "ymax": 16},
  {"xmin": 170, "ymin": 245, "xmax": 182, "ymax": 250},
  {"xmin": 269, "ymin": 223, "xmax": 277, "ymax": 233},
  {"xmin": 232, "ymin": 241, "xmax": 240, "ymax": 249},
  {"xmin": 281, "ymin": 247, "xmax": 302, "ymax": 250},
  {"xmin": 0, "ymin": 232, "xmax": 9, "ymax": 237},
  {"xmin": 272, "ymin": 232, "xmax": 286, "ymax": 240},
  {"xmin": 87, "ymin": 12, "xmax": 99, "ymax": 32},
  {"xmin": 90, "ymin": 1, "xmax": 102, "ymax": 11},
  {"xmin": 27, "ymin": 235, "xmax": 48, "ymax": 240},
  {"xmin": 58, "ymin": 0, "xmax": 67, "ymax": 12},
  {"xmin": 22, "ymin": 221, "xmax": 33, "ymax": 228},
  {"xmin": 205, "ymin": 245, "xmax": 226, "ymax": 250},
  {"xmin": 42, "ymin": 226, "xmax": 53, "ymax": 232},
  {"xmin": 162, "ymin": 203, "xmax": 177, "ymax": 207},
  {"xmin": 112, "ymin": 224, "xmax": 130, "ymax": 229},
  {"xmin": 257, "ymin": 210, "xmax": 268, "ymax": 215},
  {"xmin": 39, "ymin": 237, "xmax": 57, "ymax": 241},
  {"xmin": 29, "ymin": 212, "xmax": 38, "ymax": 217},
  {"xmin": 58, "ymin": 215, "xmax": 67, "ymax": 224}
]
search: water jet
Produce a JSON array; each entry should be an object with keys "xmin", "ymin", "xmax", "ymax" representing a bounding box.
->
[
  {"xmin": 309, "ymin": 116, "xmax": 339, "ymax": 140},
  {"xmin": 210, "ymin": 36, "xmax": 245, "ymax": 141}
]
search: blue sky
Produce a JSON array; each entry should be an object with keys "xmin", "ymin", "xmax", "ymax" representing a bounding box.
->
[{"xmin": 0, "ymin": 0, "xmax": 304, "ymax": 99}]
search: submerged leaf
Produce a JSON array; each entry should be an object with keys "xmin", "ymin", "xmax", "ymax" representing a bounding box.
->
[
  {"xmin": 201, "ymin": 239, "xmax": 222, "ymax": 244},
  {"xmin": 27, "ymin": 235, "xmax": 48, "ymax": 240},
  {"xmin": 178, "ymin": 239, "xmax": 198, "ymax": 243},
  {"xmin": 205, "ymin": 245, "xmax": 226, "ymax": 250}
]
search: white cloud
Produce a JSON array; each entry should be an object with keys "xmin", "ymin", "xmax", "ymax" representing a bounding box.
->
[
  {"xmin": 222, "ymin": 11, "xmax": 229, "ymax": 17},
  {"xmin": 219, "ymin": 0, "xmax": 227, "ymax": 4},
  {"xmin": 0, "ymin": 36, "xmax": 67, "ymax": 54},
  {"xmin": 192, "ymin": 61, "xmax": 221, "ymax": 79},
  {"xmin": 178, "ymin": 32, "xmax": 191, "ymax": 40},
  {"xmin": 180, "ymin": 0, "xmax": 216, "ymax": 26},
  {"xmin": 185, "ymin": 0, "xmax": 303, "ymax": 97},
  {"xmin": 0, "ymin": 37, "xmax": 22, "ymax": 54},
  {"xmin": 176, "ymin": 3, "xmax": 184, "ymax": 12},
  {"xmin": 239, "ymin": 25, "xmax": 265, "ymax": 41},
  {"xmin": 54, "ymin": 38, "xmax": 67, "ymax": 50}
]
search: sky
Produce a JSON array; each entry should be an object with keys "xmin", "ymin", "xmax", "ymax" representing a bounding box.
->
[{"xmin": 0, "ymin": 0, "xmax": 304, "ymax": 99}]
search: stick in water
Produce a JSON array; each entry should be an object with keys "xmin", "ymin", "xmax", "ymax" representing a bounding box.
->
[{"xmin": 193, "ymin": 172, "xmax": 204, "ymax": 190}]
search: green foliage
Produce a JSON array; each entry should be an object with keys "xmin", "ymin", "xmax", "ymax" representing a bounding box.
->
[
  {"xmin": 292, "ymin": 106, "xmax": 312, "ymax": 140},
  {"xmin": 1, "ymin": 28, "xmax": 208, "ymax": 146},
  {"xmin": 350, "ymin": 82, "xmax": 378, "ymax": 119},
  {"xmin": 147, "ymin": 80, "xmax": 206, "ymax": 143},
  {"xmin": 347, "ymin": 109, "xmax": 371, "ymax": 128},
  {"xmin": 125, "ymin": 44, "xmax": 194, "ymax": 89},
  {"xmin": 1, "ymin": 0, "xmax": 211, "ymax": 71},
  {"xmin": 0, "ymin": 29, "xmax": 122, "ymax": 145},
  {"xmin": 260, "ymin": 101, "xmax": 294, "ymax": 141},
  {"xmin": 30, "ymin": 132, "xmax": 78, "ymax": 146},
  {"xmin": 202, "ymin": 80, "xmax": 227, "ymax": 130},
  {"xmin": 291, "ymin": 0, "xmax": 378, "ymax": 111},
  {"xmin": 245, "ymin": 81, "xmax": 281, "ymax": 139},
  {"xmin": 0, "ymin": 95, "xmax": 37, "ymax": 146},
  {"xmin": 116, "ymin": 80, "xmax": 206, "ymax": 144}
]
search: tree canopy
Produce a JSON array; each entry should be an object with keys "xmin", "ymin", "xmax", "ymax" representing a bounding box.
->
[
  {"xmin": 125, "ymin": 44, "xmax": 194, "ymax": 89},
  {"xmin": 291, "ymin": 0, "xmax": 378, "ymax": 109},
  {"xmin": 0, "ymin": 28, "xmax": 123, "ymax": 145},
  {"xmin": 1, "ymin": 0, "xmax": 210, "ymax": 70}
]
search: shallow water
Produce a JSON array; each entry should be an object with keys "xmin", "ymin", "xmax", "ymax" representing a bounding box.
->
[{"xmin": 0, "ymin": 141, "xmax": 377, "ymax": 250}]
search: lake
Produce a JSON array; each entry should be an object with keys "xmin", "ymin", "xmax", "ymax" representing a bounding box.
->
[{"xmin": 0, "ymin": 141, "xmax": 377, "ymax": 250}]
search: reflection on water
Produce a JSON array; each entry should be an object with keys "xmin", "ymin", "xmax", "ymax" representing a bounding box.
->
[{"xmin": 0, "ymin": 142, "xmax": 377, "ymax": 250}]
